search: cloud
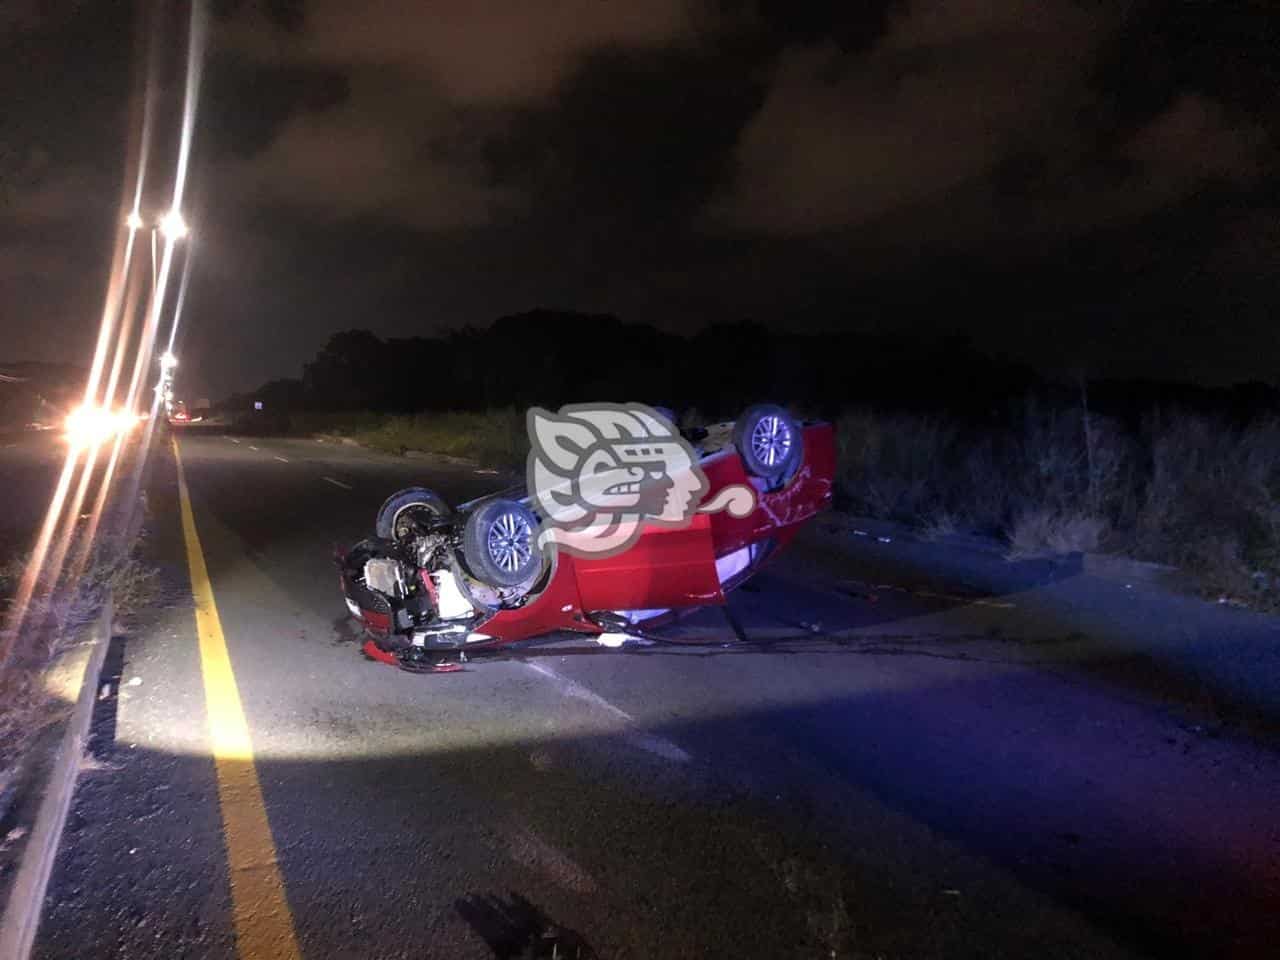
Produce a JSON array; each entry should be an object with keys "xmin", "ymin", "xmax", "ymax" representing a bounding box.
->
[
  {"xmin": 214, "ymin": 0, "xmax": 694, "ymax": 229},
  {"xmin": 222, "ymin": 68, "xmax": 523, "ymax": 229},
  {"xmin": 5, "ymin": 161, "xmax": 113, "ymax": 225},
  {"xmin": 0, "ymin": 0, "xmax": 83, "ymax": 37},
  {"xmin": 221, "ymin": 0, "xmax": 693, "ymax": 105},
  {"xmin": 708, "ymin": 0, "xmax": 1103, "ymax": 234},
  {"xmin": 1124, "ymin": 93, "xmax": 1267, "ymax": 197},
  {"xmin": 708, "ymin": 0, "xmax": 1270, "ymax": 239},
  {"xmin": 0, "ymin": 243, "xmax": 69, "ymax": 284}
]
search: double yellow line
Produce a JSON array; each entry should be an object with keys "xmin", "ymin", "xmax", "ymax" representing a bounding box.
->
[{"xmin": 174, "ymin": 439, "xmax": 303, "ymax": 959}]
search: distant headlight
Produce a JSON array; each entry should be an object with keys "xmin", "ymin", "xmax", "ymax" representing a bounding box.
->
[{"xmin": 64, "ymin": 405, "xmax": 137, "ymax": 448}]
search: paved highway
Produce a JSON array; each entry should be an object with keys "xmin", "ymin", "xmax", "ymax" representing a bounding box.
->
[
  {"xmin": 0, "ymin": 430, "xmax": 75, "ymax": 563},
  {"xmin": 27, "ymin": 429, "xmax": 1280, "ymax": 958}
]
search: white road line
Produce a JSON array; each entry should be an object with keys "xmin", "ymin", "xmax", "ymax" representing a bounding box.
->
[
  {"xmin": 523, "ymin": 662, "xmax": 691, "ymax": 763},
  {"xmin": 274, "ymin": 455, "xmax": 289, "ymax": 463},
  {"xmin": 321, "ymin": 476, "xmax": 353, "ymax": 490}
]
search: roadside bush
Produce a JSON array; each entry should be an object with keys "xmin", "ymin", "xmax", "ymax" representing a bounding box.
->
[
  {"xmin": 835, "ymin": 399, "xmax": 1280, "ymax": 606},
  {"xmin": 354, "ymin": 409, "xmax": 529, "ymax": 468},
  {"xmin": 1132, "ymin": 415, "xmax": 1280, "ymax": 606},
  {"xmin": 837, "ymin": 399, "xmax": 1124, "ymax": 544},
  {"xmin": 1007, "ymin": 509, "xmax": 1108, "ymax": 558},
  {"xmin": 270, "ymin": 409, "xmax": 529, "ymax": 468},
  {"xmin": 836, "ymin": 411, "xmax": 959, "ymax": 522},
  {"xmin": 0, "ymin": 534, "xmax": 161, "ymax": 791}
]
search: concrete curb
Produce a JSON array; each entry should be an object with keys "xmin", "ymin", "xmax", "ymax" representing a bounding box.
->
[{"xmin": 0, "ymin": 591, "xmax": 112, "ymax": 960}]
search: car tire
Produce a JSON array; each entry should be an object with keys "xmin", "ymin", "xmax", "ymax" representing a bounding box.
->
[
  {"xmin": 375, "ymin": 487, "xmax": 452, "ymax": 542},
  {"xmin": 733, "ymin": 404, "xmax": 803, "ymax": 487},
  {"xmin": 461, "ymin": 498, "xmax": 544, "ymax": 589}
]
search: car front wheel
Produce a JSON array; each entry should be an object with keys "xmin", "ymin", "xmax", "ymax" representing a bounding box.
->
[
  {"xmin": 461, "ymin": 498, "xmax": 545, "ymax": 589},
  {"xmin": 375, "ymin": 487, "xmax": 452, "ymax": 543}
]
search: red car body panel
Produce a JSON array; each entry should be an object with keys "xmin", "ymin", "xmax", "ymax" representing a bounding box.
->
[
  {"xmin": 702, "ymin": 421, "xmax": 836, "ymax": 556},
  {"xmin": 467, "ymin": 422, "xmax": 835, "ymax": 644},
  {"xmin": 475, "ymin": 552, "xmax": 600, "ymax": 641},
  {"xmin": 573, "ymin": 512, "xmax": 721, "ymax": 611},
  {"xmin": 359, "ymin": 607, "xmax": 392, "ymax": 636}
]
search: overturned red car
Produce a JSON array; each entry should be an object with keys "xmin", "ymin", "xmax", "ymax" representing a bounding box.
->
[{"xmin": 339, "ymin": 404, "xmax": 834, "ymax": 670}]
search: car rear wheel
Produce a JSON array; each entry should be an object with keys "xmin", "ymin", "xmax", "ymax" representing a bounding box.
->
[
  {"xmin": 375, "ymin": 487, "xmax": 452, "ymax": 543},
  {"xmin": 733, "ymin": 404, "xmax": 803, "ymax": 487},
  {"xmin": 461, "ymin": 498, "xmax": 545, "ymax": 589}
]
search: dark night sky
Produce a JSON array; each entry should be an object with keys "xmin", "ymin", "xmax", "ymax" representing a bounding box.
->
[{"xmin": 2, "ymin": 1, "xmax": 1278, "ymax": 400}]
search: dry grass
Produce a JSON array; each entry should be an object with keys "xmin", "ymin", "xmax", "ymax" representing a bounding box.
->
[
  {"xmin": 836, "ymin": 400, "xmax": 1125, "ymax": 539},
  {"xmin": 920, "ymin": 511, "xmax": 960, "ymax": 542},
  {"xmin": 0, "ymin": 667, "xmax": 54, "ymax": 797},
  {"xmin": 355, "ymin": 409, "xmax": 529, "ymax": 467},
  {"xmin": 836, "ymin": 402, "xmax": 1280, "ymax": 606},
  {"xmin": 287, "ymin": 409, "xmax": 529, "ymax": 468},
  {"xmin": 0, "ymin": 535, "xmax": 161, "ymax": 786},
  {"xmin": 1131, "ymin": 415, "xmax": 1280, "ymax": 606},
  {"xmin": 1007, "ymin": 509, "xmax": 1108, "ymax": 559}
]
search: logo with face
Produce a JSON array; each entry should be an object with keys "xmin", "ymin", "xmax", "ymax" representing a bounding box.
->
[{"xmin": 527, "ymin": 403, "xmax": 756, "ymax": 557}]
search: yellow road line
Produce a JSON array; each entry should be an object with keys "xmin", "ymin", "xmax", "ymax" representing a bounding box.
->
[{"xmin": 174, "ymin": 439, "xmax": 303, "ymax": 960}]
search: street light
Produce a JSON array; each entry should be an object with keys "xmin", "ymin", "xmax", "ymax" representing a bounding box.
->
[
  {"xmin": 159, "ymin": 209, "xmax": 189, "ymax": 241},
  {"xmin": 126, "ymin": 210, "xmax": 190, "ymax": 241},
  {"xmin": 158, "ymin": 351, "xmax": 178, "ymax": 415}
]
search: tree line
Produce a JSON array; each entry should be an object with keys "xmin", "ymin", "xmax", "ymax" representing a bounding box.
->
[{"xmin": 222, "ymin": 310, "xmax": 1279, "ymax": 428}]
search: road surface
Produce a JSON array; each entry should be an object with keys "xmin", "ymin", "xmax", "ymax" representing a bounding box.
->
[
  {"xmin": 0, "ymin": 430, "xmax": 75, "ymax": 565},
  {"xmin": 28, "ymin": 429, "xmax": 1280, "ymax": 958}
]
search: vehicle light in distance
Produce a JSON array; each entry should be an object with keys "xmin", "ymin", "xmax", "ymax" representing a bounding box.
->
[{"xmin": 64, "ymin": 405, "xmax": 137, "ymax": 448}]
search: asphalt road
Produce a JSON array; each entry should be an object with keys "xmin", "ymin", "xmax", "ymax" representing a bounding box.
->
[
  {"xmin": 0, "ymin": 430, "xmax": 74, "ymax": 563},
  {"xmin": 29, "ymin": 429, "xmax": 1280, "ymax": 958}
]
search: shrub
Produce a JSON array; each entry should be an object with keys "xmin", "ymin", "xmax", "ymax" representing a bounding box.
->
[
  {"xmin": 835, "ymin": 411, "xmax": 958, "ymax": 522},
  {"xmin": 352, "ymin": 409, "xmax": 529, "ymax": 468},
  {"xmin": 280, "ymin": 409, "xmax": 529, "ymax": 468},
  {"xmin": 0, "ymin": 534, "xmax": 161, "ymax": 787},
  {"xmin": 1133, "ymin": 415, "xmax": 1280, "ymax": 606},
  {"xmin": 836, "ymin": 399, "xmax": 1129, "ymax": 542},
  {"xmin": 1007, "ymin": 509, "xmax": 1108, "ymax": 559},
  {"xmin": 833, "ymin": 400, "xmax": 1280, "ymax": 605}
]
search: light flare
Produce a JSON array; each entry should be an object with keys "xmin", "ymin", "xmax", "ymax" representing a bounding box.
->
[
  {"xmin": 159, "ymin": 209, "xmax": 188, "ymax": 240},
  {"xmin": 64, "ymin": 405, "xmax": 139, "ymax": 450}
]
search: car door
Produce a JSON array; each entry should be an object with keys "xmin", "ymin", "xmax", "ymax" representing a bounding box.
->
[{"xmin": 570, "ymin": 511, "xmax": 723, "ymax": 612}]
